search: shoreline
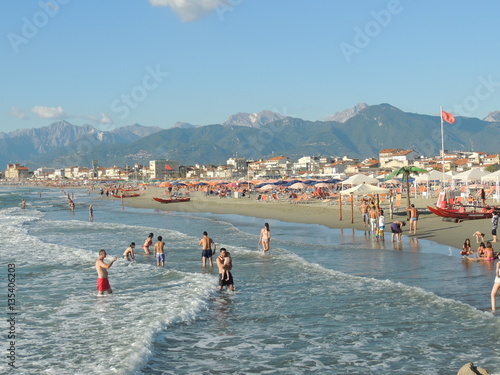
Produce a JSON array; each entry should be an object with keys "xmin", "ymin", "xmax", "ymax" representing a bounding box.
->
[{"xmin": 121, "ymin": 188, "xmax": 496, "ymax": 251}]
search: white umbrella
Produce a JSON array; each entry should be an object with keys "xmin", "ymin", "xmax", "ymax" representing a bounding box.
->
[
  {"xmin": 289, "ymin": 182, "xmax": 307, "ymax": 189},
  {"xmin": 259, "ymin": 184, "xmax": 275, "ymax": 191}
]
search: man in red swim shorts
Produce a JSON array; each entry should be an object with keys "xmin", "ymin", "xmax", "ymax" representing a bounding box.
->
[{"xmin": 95, "ymin": 249, "xmax": 117, "ymax": 295}]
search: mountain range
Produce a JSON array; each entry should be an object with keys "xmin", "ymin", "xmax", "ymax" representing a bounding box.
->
[{"xmin": 3, "ymin": 103, "xmax": 500, "ymax": 169}]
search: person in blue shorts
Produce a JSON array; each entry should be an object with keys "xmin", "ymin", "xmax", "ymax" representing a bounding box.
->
[
  {"xmin": 154, "ymin": 236, "xmax": 165, "ymax": 267},
  {"xmin": 198, "ymin": 231, "xmax": 216, "ymax": 267}
]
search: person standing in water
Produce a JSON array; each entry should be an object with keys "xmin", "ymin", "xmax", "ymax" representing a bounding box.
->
[
  {"xmin": 258, "ymin": 223, "xmax": 271, "ymax": 254},
  {"xmin": 154, "ymin": 236, "xmax": 165, "ymax": 267},
  {"xmin": 198, "ymin": 231, "xmax": 216, "ymax": 267},
  {"xmin": 491, "ymin": 259, "xmax": 500, "ymax": 311},
  {"xmin": 142, "ymin": 233, "xmax": 154, "ymax": 254},
  {"xmin": 95, "ymin": 249, "xmax": 117, "ymax": 295}
]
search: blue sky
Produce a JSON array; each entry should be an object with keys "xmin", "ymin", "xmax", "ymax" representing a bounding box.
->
[{"xmin": 2, "ymin": 0, "xmax": 500, "ymax": 132}]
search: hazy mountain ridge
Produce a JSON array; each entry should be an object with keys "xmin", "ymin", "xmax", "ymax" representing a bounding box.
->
[{"xmin": 3, "ymin": 105, "xmax": 500, "ymax": 169}]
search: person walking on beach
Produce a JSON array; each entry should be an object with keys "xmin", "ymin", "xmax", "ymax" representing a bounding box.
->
[
  {"xmin": 154, "ymin": 236, "xmax": 165, "ymax": 267},
  {"xmin": 492, "ymin": 211, "xmax": 499, "ymax": 243},
  {"xmin": 406, "ymin": 204, "xmax": 419, "ymax": 234},
  {"xmin": 391, "ymin": 221, "xmax": 405, "ymax": 242},
  {"xmin": 258, "ymin": 223, "xmax": 271, "ymax": 253},
  {"xmin": 216, "ymin": 248, "xmax": 234, "ymax": 291},
  {"xmin": 478, "ymin": 188, "xmax": 486, "ymax": 207},
  {"xmin": 143, "ymin": 233, "xmax": 154, "ymax": 254},
  {"xmin": 95, "ymin": 249, "xmax": 117, "ymax": 295},
  {"xmin": 368, "ymin": 206, "xmax": 378, "ymax": 235},
  {"xmin": 360, "ymin": 200, "xmax": 369, "ymax": 228},
  {"xmin": 123, "ymin": 242, "xmax": 136, "ymax": 261},
  {"xmin": 199, "ymin": 231, "xmax": 216, "ymax": 267},
  {"xmin": 378, "ymin": 209, "xmax": 386, "ymax": 240},
  {"xmin": 491, "ymin": 259, "xmax": 500, "ymax": 311}
]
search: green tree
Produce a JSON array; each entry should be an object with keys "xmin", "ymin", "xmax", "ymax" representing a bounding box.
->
[{"xmin": 386, "ymin": 166, "xmax": 428, "ymax": 218}]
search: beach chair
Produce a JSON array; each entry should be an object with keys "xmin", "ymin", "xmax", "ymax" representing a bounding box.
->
[
  {"xmin": 321, "ymin": 199, "xmax": 333, "ymax": 206},
  {"xmin": 393, "ymin": 194, "xmax": 402, "ymax": 212}
]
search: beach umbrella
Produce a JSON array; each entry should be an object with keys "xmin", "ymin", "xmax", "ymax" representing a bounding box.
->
[
  {"xmin": 289, "ymin": 182, "xmax": 307, "ymax": 189},
  {"xmin": 313, "ymin": 182, "xmax": 330, "ymax": 188},
  {"xmin": 283, "ymin": 180, "xmax": 301, "ymax": 186},
  {"xmin": 158, "ymin": 182, "xmax": 171, "ymax": 187},
  {"xmin": 259, "ymin": 184, "xmax": 275, "ymax": 191}
]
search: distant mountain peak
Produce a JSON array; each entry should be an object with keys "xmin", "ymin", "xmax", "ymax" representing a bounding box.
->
[
  {"xmin": 223, "ymin": 110, "xmax": 285, "ymax": 128},
  {"xmin": 173, "ymin": 121, "xmax": 196, "ymax": 129},
  {"xmin": 483, "ymin": 111, "xmax": 500, "ymax": 122},
  {"xmin": 325, "ymin": 103, "xmax": 369, "ymax": 122}
]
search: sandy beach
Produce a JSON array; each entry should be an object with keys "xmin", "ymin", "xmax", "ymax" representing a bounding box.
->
[{"xmin": 122, "ymin": 187, "xmax": 497, "ymax": 251}]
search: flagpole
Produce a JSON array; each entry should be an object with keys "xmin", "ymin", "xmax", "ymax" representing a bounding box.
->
[{"xmin": 440, "ymin": 106, "xmax": 445, "ymax": 186}]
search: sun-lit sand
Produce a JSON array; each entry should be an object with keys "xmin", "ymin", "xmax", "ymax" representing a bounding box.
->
[{"xmin": 122, "ymin": 187, "xmax": 497, "ymax": 250}]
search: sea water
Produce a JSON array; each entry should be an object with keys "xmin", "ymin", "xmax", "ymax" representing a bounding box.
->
[{"xmin": 1, "ymin": 186, "xmax": 499, "ymax": 375}]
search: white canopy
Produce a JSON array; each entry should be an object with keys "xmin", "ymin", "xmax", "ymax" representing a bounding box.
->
[
  {"xmin": 341, "ymin": 174, "xmax": 379, "ymax": 185},
  {"xmin": 481, "ymin": 170, "xmax": 500, "ymax": 182},
  {"xmin": 452, "ymin": 167, "xmax": 491, "ymax": 182},
  {"xmin": 414, "ymin": 169, "xmax": 452, "ymax": 181},
  {"xmin": 340, "ymin": 183, "xmax": 389, "ymax": 195}
]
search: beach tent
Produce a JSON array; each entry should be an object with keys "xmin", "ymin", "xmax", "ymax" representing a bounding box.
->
[
  {"xmin": 481, "ymin": 170, "xmax": 500, "ymax": 182},
  {"xmin": 452, "ymin": 168, "xmax": 490, "ymax": 182},
  {"xmin": 341, "ymin": 174, "xmax": 379, "ymax": 186},
  {"xmin": 339, "ymin": 183, "xmax": 389, "ymax": 195},
  {"xmin": 414, "ymin": 170, "xmax": 452, "ymax": 182}
]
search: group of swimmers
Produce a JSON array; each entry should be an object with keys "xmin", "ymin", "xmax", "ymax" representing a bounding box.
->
[
  {"xmin": 460, "ymin": 234, "xmax": 500, "ymax": 311},
  {"xmin": 123, "ymin": 233, "xmax": 166, "ymax": 267},
  {"xmin": 96, "ymin": 223, "xmax": 275, "ymax": 296}
]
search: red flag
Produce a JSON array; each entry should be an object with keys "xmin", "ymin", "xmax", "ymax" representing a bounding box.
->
[
  {"xmin": 442, "ymin": 110, "xmax": 455, "ymax": 124},
  {"xmin": 165, "ymin": 164, "xmax": 172, "ymax": 170}
]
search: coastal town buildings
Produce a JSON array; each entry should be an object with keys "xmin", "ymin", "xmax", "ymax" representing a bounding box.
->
[
  {"xmin": 5, "ymin": 163, "xmax": 30, "ymax": 180},
  {"xmin": 3, "ymin": 150, "xmax": 499, "ymax": 182}
]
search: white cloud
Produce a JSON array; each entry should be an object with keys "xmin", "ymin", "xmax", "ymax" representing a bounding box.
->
[
  {"xmin": 148, "ymin": 0, "xmax": 226, "ymax": 22},
  {"xmin": 99, "ymin": 113, "xmax": 113, "ymax": 124},
  {"xmin": 9, "ymin": 107, "xmax": 29, "ymax": 119},
  {"xmin": 31, "ymin": 105, "xmax": 66, "ymax": 119}
]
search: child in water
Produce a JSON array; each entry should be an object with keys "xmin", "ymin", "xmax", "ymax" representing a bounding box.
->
[{"xmin": 223, "ymin": 252, "xmax": 232, "ymax": 281}]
